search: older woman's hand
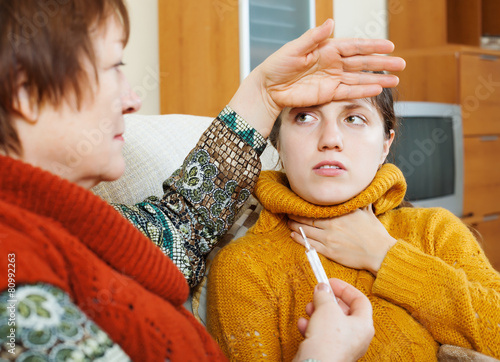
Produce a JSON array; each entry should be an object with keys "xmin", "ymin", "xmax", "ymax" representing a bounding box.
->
[
  {"xmin": 288, "ymin": 205, "xmax": 398, "ymax": 276},
  {"xmin": 229, "ymin": 19, "xmax": 405, "ymax": 138},
  {"xmin": 293, "ymin": 278, "xmax": 374, "ymax": 362}
]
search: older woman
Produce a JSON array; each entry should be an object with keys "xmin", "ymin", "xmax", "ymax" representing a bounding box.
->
[{"xmin": 0, "ymin": 0, "xmax": 404, "ymax": 360}]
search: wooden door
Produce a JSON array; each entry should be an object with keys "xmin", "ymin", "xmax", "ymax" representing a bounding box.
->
[
  {"xmin": 158, "ymin": 0, "xmax": 333, "ymax": 117},
  {"xmin": 459, "ymin": 53, "xmax": 500, "ymax": 136}
]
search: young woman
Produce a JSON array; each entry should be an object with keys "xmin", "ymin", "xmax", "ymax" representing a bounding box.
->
[
  {"xmin": 207, "ymin": 88, "xmax": 500, "ymax": 361},
  {"xmin": 0, "ymin": 0, "xmax": 405, "ymax": 360}
]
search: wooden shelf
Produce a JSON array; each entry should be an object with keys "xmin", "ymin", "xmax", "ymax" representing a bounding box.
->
[
  {"xmin": 389, "ymin": 1, "xmax": 500, "ymax": 270},
  {"xmin": 389, "ymin": 0, "xmax": 500, "ymax": 49}
]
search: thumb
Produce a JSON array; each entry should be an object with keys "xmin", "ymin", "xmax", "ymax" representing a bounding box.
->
[{"xmin": 313, "ymin": 282, "xmax": 337, "ymax": 306}]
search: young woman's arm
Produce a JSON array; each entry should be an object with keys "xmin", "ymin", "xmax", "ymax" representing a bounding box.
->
[{"xmin": 373, "ymin": 208, "xmax": 500, "ymax": 359}]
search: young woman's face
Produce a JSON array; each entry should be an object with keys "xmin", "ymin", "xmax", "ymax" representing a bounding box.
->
[
  {"xmin": 17, "ymin": 15, "xmax": 141, "ymax": 189},
  {"xmin": 278, "ymin": 99, "xmax": 394, "ymax": 205}
]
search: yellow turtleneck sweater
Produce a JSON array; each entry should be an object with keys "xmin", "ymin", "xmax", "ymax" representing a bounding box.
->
[{"xmin": 207, "ymin": 164, "xmax": 500, "ymax": 361}]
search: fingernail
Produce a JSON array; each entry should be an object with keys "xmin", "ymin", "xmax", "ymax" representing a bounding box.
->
[{"xmin": 315, "ymin": 283, "xmax": 331, "ymax": 293}]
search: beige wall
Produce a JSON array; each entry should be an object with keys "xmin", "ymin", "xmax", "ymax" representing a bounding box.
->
[
  {"xmin": 123, "ymin": 0, "xmax": 389, "ymax": 115},
  {"xmin": 334, "ymin": 0, "xmax": 388, "ymax": 39},
  {"xmin": 123, "ymin": 0, "xmax": 160, "ymax": 115}
]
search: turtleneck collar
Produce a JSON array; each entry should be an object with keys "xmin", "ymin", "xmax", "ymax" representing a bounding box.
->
[
  {"xmin": 0, "ymin": 155, "xmax": 189, "ymax": 305},
  {"xmin": 254, "ymin": 163, "xmax": 407, "ymax": 218}
]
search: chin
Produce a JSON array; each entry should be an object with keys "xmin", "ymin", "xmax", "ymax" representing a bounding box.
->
[
  {"xmin": 100, "ymin": 158, "xmax": 126, "ymax": 183},
  {"xmin": 301, "ymin": 188, "xmax": 355, "ymax": 206},
  {"xmin": 104, "ymin": 165, "xmax": 126, "ymax": 182}
]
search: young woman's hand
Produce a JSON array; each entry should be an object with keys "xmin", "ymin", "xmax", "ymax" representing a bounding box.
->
[
  {"xmin": 288, "ymin": 205, "xmax": 397, "ymax": 275},
  {"xmin": 229, "ymin": 19, "xmax": 406, "ymax": 138},
  {"xmin": 293, "ymin": 278, "xmax": 374, "ymax": 362}
]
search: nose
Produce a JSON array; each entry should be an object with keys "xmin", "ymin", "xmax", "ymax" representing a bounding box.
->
[
  {"xmin": 318, "ymin": 120, "xmax": 343, "ymax": 151},
  {"xmin": 121, "ymin": 78, "xmax": 142, "ymax": 114}
]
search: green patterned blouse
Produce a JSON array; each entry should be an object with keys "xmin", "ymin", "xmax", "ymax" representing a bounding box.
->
[{"xmin": 112, "ymin": 106, "xmax": 266, "ymax": 287}]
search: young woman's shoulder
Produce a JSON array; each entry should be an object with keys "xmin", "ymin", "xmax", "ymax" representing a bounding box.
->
[
  {"xmin": 381, "ymin": 206, "xmax": 471, "ymax": 238},
  {"xmin": 386, "ymin": 205, "xmax": 462, "ymax": 223}
]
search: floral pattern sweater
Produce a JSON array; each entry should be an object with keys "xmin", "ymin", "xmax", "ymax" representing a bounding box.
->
[{"xmin": 0, "ymin": 107, "xmax": 265, "ymax": 360}]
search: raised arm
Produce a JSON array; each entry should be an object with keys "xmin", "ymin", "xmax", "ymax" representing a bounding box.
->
[{"xmin": 113, "ymin": 109, "xmax": 264, "ymax": 287}]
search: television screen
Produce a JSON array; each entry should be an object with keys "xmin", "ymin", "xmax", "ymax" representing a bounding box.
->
[
  {"xmin": 389, "ymin": 102, "xmax": 463, "ymax": 217},
  {"xmin": 389, "ymin": 116, "xmax": 455, "ymax": 201}
]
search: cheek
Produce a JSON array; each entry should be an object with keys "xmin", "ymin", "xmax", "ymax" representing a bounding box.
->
[{"xmin": 279, "ymin": 138, "xmax": 302, "ymax": 171}]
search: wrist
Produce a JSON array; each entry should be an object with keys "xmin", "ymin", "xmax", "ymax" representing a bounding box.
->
[
  {"xmin": 228, "ymin": 67, "xmax": 281, "ymax": 138},
  {"xmin": 370, "ymin": 236, "xmax": 397, "ymax": 276}
]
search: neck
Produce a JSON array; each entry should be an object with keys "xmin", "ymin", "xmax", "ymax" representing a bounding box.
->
[{"xmin": 254, "ymin": 164, "xmax": 407, "ymax": 218}]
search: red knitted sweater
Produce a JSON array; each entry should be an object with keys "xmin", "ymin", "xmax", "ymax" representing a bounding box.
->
[{"xmin": 0, "ymin": 155, "xmax": 227, "ymax": 361}]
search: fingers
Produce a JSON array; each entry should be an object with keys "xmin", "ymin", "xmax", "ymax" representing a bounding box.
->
[
  {"xmin": 329, "ymin": 83, "xmax": 384, "ymax": 100},
  {"xmin": 329, "ymin": 279, "xmax": 373, "ymax": 319},
  {"xmin": 288, "ymin": 215, "xmax": 326, "ymax": 229},
  {"xmin": 342, "ymin": 55, "xmax": 406, "ymax": 73},
  {"xmin": 333, "ymin": 37, "xmax": 395, "ymax": 57},
  {"xmin": 288, "ymin": 19, "xmax": 334, "ymax": 56},
  {"xmin": 363, "ymin": 204, "xmax": 375, "ymax": 214},
  {"xmin": 290, "ymin": 226, "xmax": 322, "ymax": 249},
  {"xmin": 297, "ymin": 317, "xmax": 309, "ymax": 337},
  {"xmin": 337, "ymin": 71, "xmax": 400, "ymax": 88}
]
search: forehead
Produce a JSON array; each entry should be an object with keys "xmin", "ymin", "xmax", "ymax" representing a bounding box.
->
[
  {"xmin": 90, "ymin": 14, "xmax": 126, "ymax": 48},
  {"xmin": 291, "ymin": 98, "xmax": 378, "ymax": 113}
]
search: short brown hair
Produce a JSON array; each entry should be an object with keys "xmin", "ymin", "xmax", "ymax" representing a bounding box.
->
[{"xmin": 0, "ymin": 0, "xmax": 130, "ymax": 155}]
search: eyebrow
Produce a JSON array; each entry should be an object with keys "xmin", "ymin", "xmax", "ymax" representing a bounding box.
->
[
  {"xmin": 341, "ymin": 101, "xmax": 377, "ymax": 114},
  {"xmin": 343, "ymin": 103, "xmax": 362, "ymax": 111}
]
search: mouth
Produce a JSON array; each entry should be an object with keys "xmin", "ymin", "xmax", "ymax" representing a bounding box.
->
[
  {"xmin": 313, "ymin": 161, "xmax": 346, "ymax": 170},
  {"xmin": 114, "ymin": 133, "xmax": 124, "ymax": 141},
  {"xmin": 313, "ymin": 160, "xmax": 346, "ymax": 176}
]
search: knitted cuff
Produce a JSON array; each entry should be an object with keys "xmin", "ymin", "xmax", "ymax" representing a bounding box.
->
[{"xmin": 372, "ymin": 240, "xmax": 433, "ymax": 306}]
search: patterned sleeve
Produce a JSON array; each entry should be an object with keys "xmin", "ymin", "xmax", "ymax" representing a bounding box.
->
[
  {"xmin": 112, "ymin": 106, "xmax": 267, "ymax": 287},
  {"xmin": 0, "ymin": 284, "xmax": 131, "ymax": 361}
]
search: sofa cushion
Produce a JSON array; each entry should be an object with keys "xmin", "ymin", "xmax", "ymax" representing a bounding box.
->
[
  {"xmin": 91, "ymin": 113, "xmax": 213, "ymax": 204},
  {"xmin": 92, "ymin": 113, "xmax": 279, "ymax": 204}
]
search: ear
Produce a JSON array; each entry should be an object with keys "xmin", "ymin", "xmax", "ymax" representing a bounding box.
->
[
  {"xmin": 12, "ymin": 73, "xmax": 39, "ymax": 122},
  {"xmin": 380, "ymin": 129, "xmax": 395, "ymax": 164}
]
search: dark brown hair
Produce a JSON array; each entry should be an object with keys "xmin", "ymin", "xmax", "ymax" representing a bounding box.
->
[
  {"xmin": 269, "ymin": 86, "xmax": 399, "ymax": 150},
  {"xmin": 0, "ymin": 0, "xmax": 130, "ymax": 155}
]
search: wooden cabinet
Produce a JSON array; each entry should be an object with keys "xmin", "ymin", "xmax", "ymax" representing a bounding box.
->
[
  {"xmin": 389, "ymin": 1, "xmax": 500, "ymax": 271},
  {"xmin": 389, "ymin": 0, "xmax": 500, "ymax": 50},
  {"xmin": 471, "ymin": 216, "xmax": 500, "ymax": 272},
  {"xmin": 463, "ymin": 136, "xmax": 500, "ymax": 217},
  {"xmin": 158, "ymin": 0, "xmax": 333, "ymax": 117},
  {"xmin": 459, "ymin": 53, "xmax": 500, "ymax": 135}
]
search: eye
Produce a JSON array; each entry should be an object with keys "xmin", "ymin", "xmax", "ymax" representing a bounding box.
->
[
  {"xmin": 295, "ymin": 113, "xmax": 316, "ymax": 124},
  {"xmin": 345, "ymin": 115, "xmax": 366, "ymax": 125},
  {"xmin": 114, "ymin": 61, "xmax": 125, "ymax": 71}
]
